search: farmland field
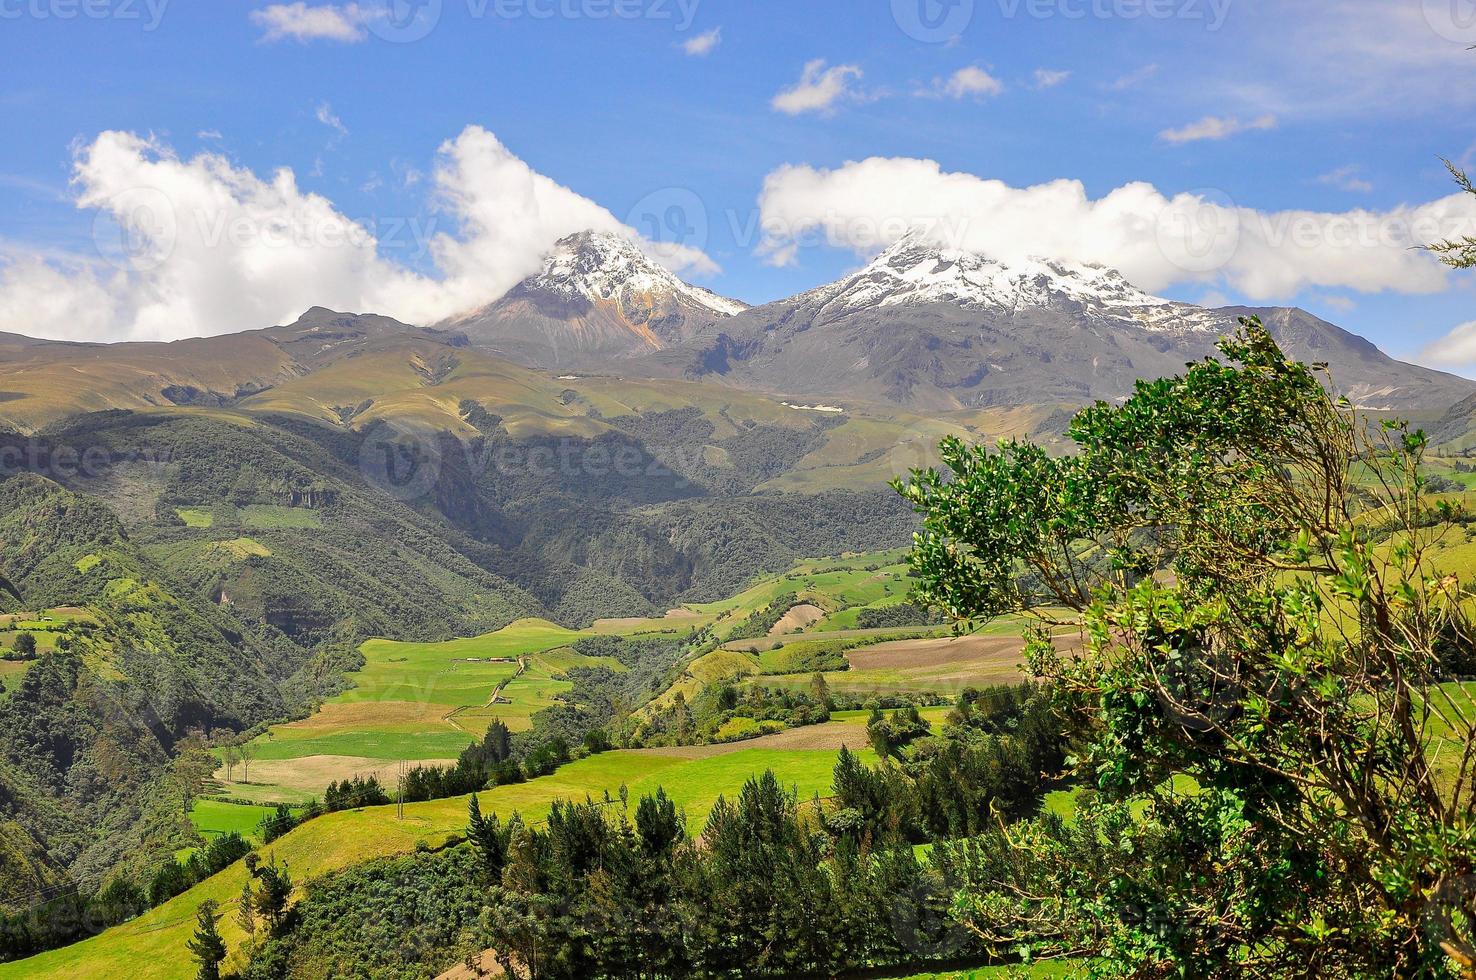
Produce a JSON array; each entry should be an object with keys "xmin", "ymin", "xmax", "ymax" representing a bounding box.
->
[
  {"xmin": 220, "ymin": 551, "xmax": 966, "ymax": 802},
  {"xmin": 761, "ymin": 631, "xmax": 1059, "ymax": 696},
  {"xmin": 224, "ymin": 618, "xmax": 630, "ymax": 802},
  {"xmin": 186, "ymin": 800, "xmax": 294, "ymax": 844}
]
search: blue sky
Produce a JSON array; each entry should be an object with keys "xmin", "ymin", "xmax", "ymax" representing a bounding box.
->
[{"xmin": 1, "ymin": 0, "xmax": 1475, "ymax": 369}]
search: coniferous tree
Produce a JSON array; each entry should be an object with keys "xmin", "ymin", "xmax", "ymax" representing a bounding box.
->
[
  {"xmin": 186, "ymin": 899, "xmax": 226, "ymax": 980},
  {"xmin": 251, "ymin": 857, "xmax": 293, "ymax": 935}
]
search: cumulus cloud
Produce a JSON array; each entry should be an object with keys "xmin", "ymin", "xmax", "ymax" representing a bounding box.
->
[
  {"xmin": 0, "ymin": 127, "xmax": 719, "ymax": 342},
  {"xmin": 251, "ymin": 3, "xmax": 371, "ymax": 43},
  {"xmin": 753, "ymin": 155, "xmax": 1476, "ymax": 301},
  {"xmin": 1419, "ymin": 320, "xmax": 1476, "ymax": 368},
  {"xmin": 1159, "ymin": 114, "xmax": 1277, "ymax": 144},
  {"xmin": 923, "ymin": 66, "xmax": 1003, "ymax": 100},
  {"xmin": 1032, "ymin": 69, "xmax": 1070, "ymax": 90},
  {"xmin": 681, "ymin": 27, "xmax": 721, "ymax": 56},
  {"xmin": 771, "ymin": 60, "xmax": 864, "ymax": 116}
]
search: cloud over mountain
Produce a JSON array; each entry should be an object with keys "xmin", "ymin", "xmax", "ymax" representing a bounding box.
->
[
  {"xmin": 0, "ymin": 127, "xmax": 718, "ymax": 343},
  {"xmin": 754, "ymin": 155, "xmax": 1476, "ymax": 300}
]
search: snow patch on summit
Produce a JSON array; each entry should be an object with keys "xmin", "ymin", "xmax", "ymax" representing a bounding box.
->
[
  {"xmin": 532, "ymin": 232, "xmax": 747, "ymax": 317},
  {"xmin": 806, "ymin": 232, "xmax": 1222, "ymax": 334}
]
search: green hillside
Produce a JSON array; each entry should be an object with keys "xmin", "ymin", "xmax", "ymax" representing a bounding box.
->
[{"xmin": 2, "ymin": 743, "xmax": 870, "ymax": 980}]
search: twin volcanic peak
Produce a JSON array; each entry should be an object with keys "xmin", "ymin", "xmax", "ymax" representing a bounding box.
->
[
  {"xmin": 437, "ymin": 228, "xmax": 1469, "ymax": 413},
  {"xmin": 0, "ymin": 228, "xmax": 1463, "ymax": 431},
  {"xmin": 443, "ymin": 230, "xmax": 747, "ymax": 370}
]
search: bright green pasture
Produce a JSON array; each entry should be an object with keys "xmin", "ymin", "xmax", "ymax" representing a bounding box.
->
[
  {"xmin": 231, "ymin": 620, "xmax": 625, "ymax": 799},
  {"xmin": 239, "ymin": 504, "xmax": 322, "ymax": 529},
  {"xmin": 187, "ymin": 800, "xmax": 290, "ymax": 842},
  {"xmin": 344, "ymin": 618, "xmax": 583, "ymax": 704},
  {"xmin": 687, "ymin": 551, "xmax": 913, "ymax": 618}
]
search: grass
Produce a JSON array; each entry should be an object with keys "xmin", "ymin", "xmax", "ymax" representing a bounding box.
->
[
  {"xmin": 226, "ymin": 619, "xmax": 627, "ymax": 801},
  {"xmin": 4, "ymin": 746, "xmax": 865, "ymax": 980},
  {"xmin": 238, "ymin": 505, "xmax": 322, "ymax": 529},
  {"xmin": 174, "ymin": 508, "xmax": 213, "ymax": 528},
  {"xmin": 682, "ymin": 551, "xmax": 913, "ymax": 620},
  {"xmin": 187, "ymin": 800, "xmax": 294, "ymax": 843},
  {"xmin": 763, "ymin": 643, "xmax": 1030, "ymax": 697},
  {"xmin": 224, "ymin": 553, "xmax": 933, "ymax": 801},
  {"xmin": 209, "ymin": 537, "xmax": 270, "ymax": 559}
]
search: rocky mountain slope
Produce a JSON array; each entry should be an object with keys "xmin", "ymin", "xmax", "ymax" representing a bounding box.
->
[{"xmin": 443, "ymin": 231, "xmax": 747, "ymax": 370}]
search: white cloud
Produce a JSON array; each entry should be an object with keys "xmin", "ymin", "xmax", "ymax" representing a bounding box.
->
[
  {"xmin": 771, "ymin": 60, "xmax": 864, "ymax": 116},
  {"xmin": 1317, "ymin": 293, "xmax": 1357, "ymax": 313},
  {"xmin": 753, "ymin": 155, "xmax": 1476, "ymax": 301},
  {"xmin": 196, "ymin": 129, "xmax": 223, "ymax": 141},
  {"xmin": 924, "ymin": 66, "xmax": 1003, "ymax": 100},
  {"xmin": 1032, "ymin": 69, "xmax": 1070, "ymax": 90},
  {"xmin": 315, "ymin": 102, "xmax": 348, "ymax": 138},
  {"xmin": 250, "ymin": 3, "xmax": 371, "ymax": 43},
  {"xmin": 681, "ymin": 27, "xmax": 721, "ymax": 56},
  {"xmin": 1108, "ymin": 64, "xmax": 1158, "ymax": 90},
  {"xmin": 1419, "ymin": 320, "xmax": 1476, "ymax": 367},
  {"xmin": 1159, "ymin": 114, "xmax": 1277, "ymax": 144},
  {"xmin": 1316, "ymin": 165, "xmax": 1373, "ymax": 194},
  {"xmin": 0, "ymin": 127, "xmax": 719, "ymax": 343}
]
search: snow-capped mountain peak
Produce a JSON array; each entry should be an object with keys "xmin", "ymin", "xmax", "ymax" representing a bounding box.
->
[
  {"xmin": 527, "ymin": 231, "xmax": 746, "ymax": 317},
  {"xmin": 806, "ymin": 231, "xmax": 1205, "ymax": 329}
]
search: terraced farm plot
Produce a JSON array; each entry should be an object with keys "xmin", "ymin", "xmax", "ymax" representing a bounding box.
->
[
  {"xmin": 238, "ymin": 504, "xmax": 322, "ymax": 529},
  {"xmin": 689, "ymin": 552, "xmax": 914, "ymax": 623},
  {"xmin": 6, "ymin": 745, "xmax": 869, "ymax": 980},
  {"xmin": 173, "ymin": 507, "xmax": 213, "ymax": 527},
  {"xmin": 0, "ymin": 658, "xmax": 33, "ymax": 688},
  {"xmin": 226, "ymin": 619, "xmax": 627, "ymax": 802},
  {"xmin": 762, "ymin": 632, "xmax": 1055, "ymax": 696}
]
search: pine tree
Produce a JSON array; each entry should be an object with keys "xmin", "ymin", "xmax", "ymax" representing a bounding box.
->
[
  {"xmin": 467, "ymin": 793, "xmax": 507, "ymax": 881},
  {"xmin": 186, "ymin": 899, "xmax": 226, "ymax": 980},
  {"xmin": 251, "ymin": 857, "xmax": 292, "ymax": 934},
  {"xmin": 236, "ymin": 879, "xmax": 256, "ymax": 936}
]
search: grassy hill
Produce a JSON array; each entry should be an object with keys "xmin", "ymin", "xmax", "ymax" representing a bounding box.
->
[{"xmin": 2, "ymin": 741, "xmax": 875, "ymax": 980}]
